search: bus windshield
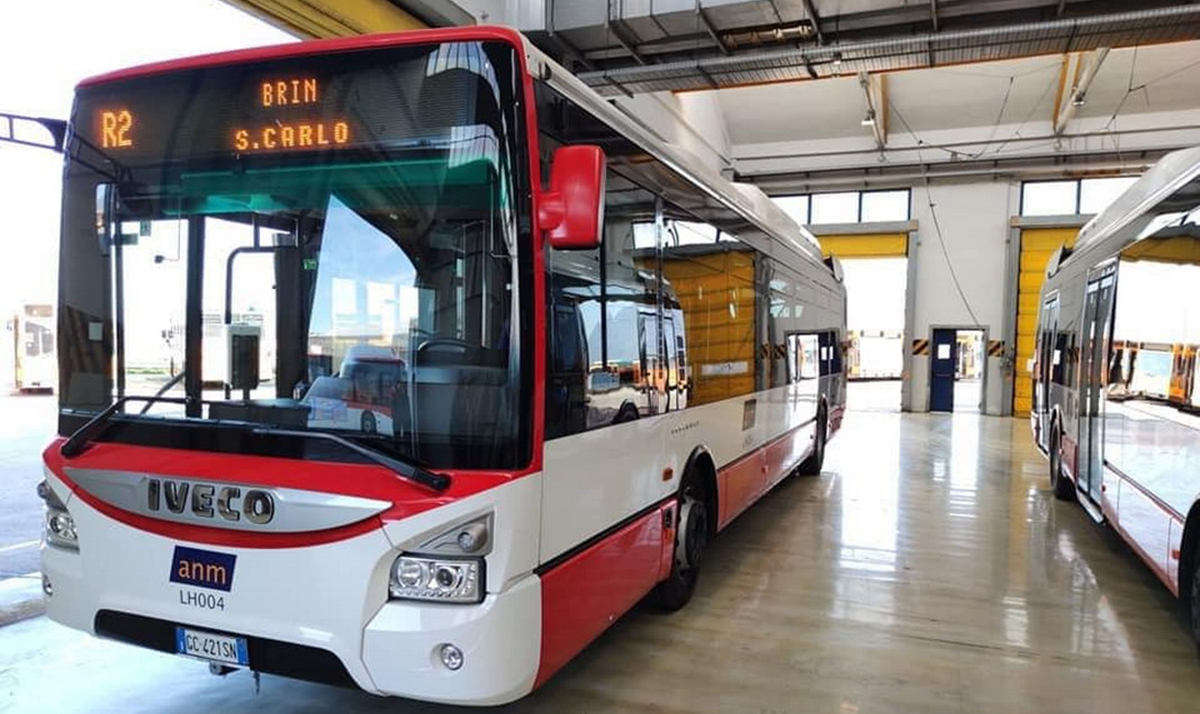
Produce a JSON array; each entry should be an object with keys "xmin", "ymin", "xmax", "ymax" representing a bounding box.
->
[{"xmin": 57, "ymin": 41, "xmax": 531, "ymax": 470}]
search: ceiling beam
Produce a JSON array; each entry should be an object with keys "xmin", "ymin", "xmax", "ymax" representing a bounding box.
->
[
  {"xmin": 1054, "ymin": 47, "xmax": 1110, "ymax": 135},
  {"xmin": 394, "ymin": 0, "xmax": 474, "ymax": 27},
  {"xmin": 221, "ymin": 0, "xmax": 425, "ymax": 38},
  {"xmin": 1050, "ymin": 53, "xmax": 1074, "ymax": 130},
  {"xmin": 607, "ymin": 16, "xmax": 647, "ymax": 65},
  {"xmin": 695, "ymin": 5, "xmax": 730, "ymax": 56},
  {"xmin": 880, "ymin": 74, "xmax": 889, "ymax": 143},
  {"xmin": 858, "ymin": 72, "xmax": 887, "ymax": 150},
  {"xmin": 801, "ymin": 0, "xmax": 825, "ymax": 45}
]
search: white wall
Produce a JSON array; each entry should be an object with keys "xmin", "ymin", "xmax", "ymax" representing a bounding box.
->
[{"xmin": 906, "ymin": 178, "xmax": 1020, "ymax": 415}]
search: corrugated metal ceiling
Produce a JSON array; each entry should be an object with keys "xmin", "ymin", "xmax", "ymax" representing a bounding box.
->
[{"xmin": 516, "ymin": 2, "xmax": 1200, "ymax": 95}]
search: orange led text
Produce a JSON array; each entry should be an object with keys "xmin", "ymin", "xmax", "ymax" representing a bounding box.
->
[
  {"xmin": 261, "ymin": 78, "xmax": 318, "ymax": 107},
  {"xmin": 233, "ymin": 121, "xmax": 350, "ymax": 152},
  {"xmin": 100, "ymin": 110, "xmax": 134, "ymax": 149}
]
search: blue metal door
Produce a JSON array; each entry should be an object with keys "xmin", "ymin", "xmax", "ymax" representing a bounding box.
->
[{"xmin": 930, "ymin": 328, "xmax": 957, "ymax": 412}]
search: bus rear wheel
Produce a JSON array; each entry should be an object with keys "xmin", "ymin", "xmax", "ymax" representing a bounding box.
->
[
  {"xmin": 655, "ymin": 473, "xmax": 708, "ymax": 612},
  {"xmin": 1049, "ymin": 422, "xmax": 1075, "ymax": 501},
  {"xmin": 797, "ymin": 405, "xmax": 827, "ymax": 476},
  {"xmin": 1191, "ymin": 542, "xmax": 1200, "ymax": 654}
]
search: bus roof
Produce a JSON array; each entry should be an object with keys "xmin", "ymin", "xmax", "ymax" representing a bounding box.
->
[
  {"xmin": 1070, "ymin": 146, "xmax": 1200, "ymax": 260},
  {"xmin": 520, "ymin": 38, "xmax": 825, "ymax": 267},
  {"xmin": 77, "ymin": 25, "xmax": 827, "ymax": 269}
]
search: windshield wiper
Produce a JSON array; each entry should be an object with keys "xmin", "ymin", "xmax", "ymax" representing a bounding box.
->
[
  {"xmin": 251, "ymin": 427, "xmax": 451, "ymax": 492},
  {"xmin": 61, "ymin": 395, "xmax": 192, "ymax": 458},
  {"xmin": 62, "ymin": 398, "xmax": 451, "ymax": 492}
]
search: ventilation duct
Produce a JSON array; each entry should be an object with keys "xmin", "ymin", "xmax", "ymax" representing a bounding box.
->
[{"xmin": 574, "ymin": 5, "xmax": 1200, "ymax": 95}]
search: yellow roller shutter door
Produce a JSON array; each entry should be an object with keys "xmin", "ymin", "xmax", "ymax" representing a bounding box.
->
[
  {"xmin": 1014, "ymin": 228, "xmax": 1078, "ymax": 416},
  {"xmin": 819, "ymin": 233, "xmax": 908, "ymax": 259}
]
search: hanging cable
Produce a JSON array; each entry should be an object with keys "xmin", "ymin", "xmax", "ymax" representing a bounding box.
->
[{"xmin": 891, "ymin": 102, "xmax": 982, "ymax": 326}]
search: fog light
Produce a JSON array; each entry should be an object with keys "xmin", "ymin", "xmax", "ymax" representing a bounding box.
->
[
  {"xmin": 440, "ymin": 643, "xmax": 463, "ymax": 671},
  {"xmin": 42, "ymin": 574, "xmax": 53, "ymax": 597}
]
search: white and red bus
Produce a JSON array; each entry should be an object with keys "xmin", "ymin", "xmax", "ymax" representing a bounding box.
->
[
  {"xmin": 39, "ymin": 27, "xmax": 846, "ymax": 705},
  {"xmin": 1031, "ymin": 146, "xmax": 1200, "ymax": 648}
]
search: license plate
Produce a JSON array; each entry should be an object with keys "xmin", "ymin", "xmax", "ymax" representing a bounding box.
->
[{"xmin": 175, "ymin": 627, "xmax": 249, "ymax": 666}]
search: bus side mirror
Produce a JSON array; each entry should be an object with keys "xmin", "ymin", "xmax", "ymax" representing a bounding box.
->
[{"xmin": 540, "ymin": 145, "xmax": 606, "ymax": 250}]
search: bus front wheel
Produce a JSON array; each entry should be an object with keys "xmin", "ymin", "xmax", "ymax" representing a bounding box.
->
[
  {"xmin": 797, "ymin": 404, "xmax": 827, "ymax": 476},
  {"xmin": 655, "ymin": 472, "xmax": 709, "ymax": 612},
  {"xmin": 1049, "ymin": 422, "xmax": 1075, "ymax": 501}
]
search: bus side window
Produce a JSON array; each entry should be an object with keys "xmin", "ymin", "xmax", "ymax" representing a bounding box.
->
[
  {"xmin": 546, "ymin": 298, "xmax": 589, "ymax": 439},
  {"xmin": 786, "ymin": 333, "xmax": 819, "ymax": 383},
  {"xmin": 818, "ymin": 330, "xmax": 842, "ymax": 376},
  {"xmin": 1058, "ymin": 332, "xmax": 1075, "ymax": 386}
]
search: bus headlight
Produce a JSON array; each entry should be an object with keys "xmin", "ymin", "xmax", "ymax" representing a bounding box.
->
[
  {"xmin": 39, "ymin": 479, "xmax": 79, "ymax": 551},
  {"xmin": 389, "ymin": 555, "xmax": 482, "ymax": 603}
]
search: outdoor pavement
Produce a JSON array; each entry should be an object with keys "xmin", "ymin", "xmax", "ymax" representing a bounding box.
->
[{"xmin": 0, "ymin": 394, "xmax": 55, "ymax": 579}]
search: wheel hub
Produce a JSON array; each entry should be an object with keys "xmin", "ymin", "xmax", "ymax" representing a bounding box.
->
[{"xmin": 674, "ymin": 497, "xmax": 706, "ymax": 571}]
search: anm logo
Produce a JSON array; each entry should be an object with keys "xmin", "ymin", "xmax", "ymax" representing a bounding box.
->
[{"xmin": 169, "ymin": 546, "xmax": 237, "ymax": 592}]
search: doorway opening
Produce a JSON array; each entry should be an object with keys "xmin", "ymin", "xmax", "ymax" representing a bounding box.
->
[
  {"xmin": 842, "ymin": 257, "xmax": 908, "ymax": 412},
  {"xmin": 929, "ymin": 327, "xmax": 985, "ymax": 413}
]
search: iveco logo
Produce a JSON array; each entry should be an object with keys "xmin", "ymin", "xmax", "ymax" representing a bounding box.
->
[
  {"xmin": 147, "ymin": 479, "xmax": 275, "ymax": 525},
  {"xmin": 63, "ymin": 468, "xmax": 392, "ymax": 533}
]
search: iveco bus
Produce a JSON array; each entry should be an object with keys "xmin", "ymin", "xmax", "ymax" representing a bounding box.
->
[{"xmin": 39, "ymin": 27, "xmax": 847, "ymax": 704}]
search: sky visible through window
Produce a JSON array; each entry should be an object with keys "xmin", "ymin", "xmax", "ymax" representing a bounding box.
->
[{"xmin": 0, "ymin": 0, "xmax": 294, "ymax": 316}]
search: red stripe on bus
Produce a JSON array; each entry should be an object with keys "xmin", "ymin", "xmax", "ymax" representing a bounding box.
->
[
  {"xmin": 718, "ymin": 449, "xmax": 764, "ymax": 528},
  {"xmin": 44, "ymin": 439, "xmax": 520, "ymax": 548},
  {"xmin": 522, "ymin": 36, "xmax": 548, "ymax": 475},
  {"xmin": 1060, "ymin": 432, "xmax": 1078, "ymax": 477},
  {"xmin": 829, "ymin": 405, "xmax": 845, "ymax": 435},
  {"xmin": 716, "ymin": 419, "xmax": 817, "ymax": 530},
  {"xmin": 533, "ymin": 503, "xmax": 667, "ymax": 689}
]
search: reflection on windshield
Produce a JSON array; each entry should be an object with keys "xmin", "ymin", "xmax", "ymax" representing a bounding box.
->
[{"xmin": 301, "ymin": 195, "xmax": 423, "ymax": 440}]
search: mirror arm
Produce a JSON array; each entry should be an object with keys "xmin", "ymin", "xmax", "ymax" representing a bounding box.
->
[{"xmin": 538, "ymin": 191, "xmax": 564, "ymax": 232}]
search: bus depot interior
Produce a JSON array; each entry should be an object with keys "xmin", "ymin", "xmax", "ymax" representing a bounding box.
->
[{"xmin": 3, "ymin": 1, "xmax": 1200, "ymax": 712}]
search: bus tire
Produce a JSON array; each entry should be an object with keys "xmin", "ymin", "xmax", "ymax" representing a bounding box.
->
[
  {"xmin": 797, "ymin": 404, "xmax": 827, "ymax": 476},
  {"xmin": 361, "ymin": 411, "xmax": 377, "ymax": 434},
  {"xmin": 655, "ymin": 472, "xmax": 709, "ymax": 612},
  {"xmin": 1049, "ymin": 421, "xmax": 1074, "ymax": 501},
  {"xmin": 1191, "ymin": 540, "xmax": 1200, "ymax": 654}
]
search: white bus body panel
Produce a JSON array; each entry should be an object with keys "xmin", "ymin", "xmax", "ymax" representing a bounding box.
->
[
  {"xmin": 542, "ymin": 382, "xmax": 821, "ymax": 561},
  {"xmin": 41, "ymin": 468, "xmax": 545, "ymax": 705}
]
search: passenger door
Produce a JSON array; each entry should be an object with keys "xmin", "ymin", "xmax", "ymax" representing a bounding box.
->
[
  {"xmin": 1036, "ymin": 295, "xmax": 1060, "ymax": 450},
  {"xmin": 1077, "ymin": 271, "xmax": 1115, "ymax": 500},
  {"xmin": 929, "ymin": 328, "xmax": 957, "ymax": 412}
]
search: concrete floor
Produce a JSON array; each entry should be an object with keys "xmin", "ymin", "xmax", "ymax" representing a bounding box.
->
[
  {"xmin": 3, "ymin": 410, "xmax": 1200, "ymax": 713},
  {"xmin": 846, "ymin": 379, "xmax": 901, "ymax": 412},
  {"xmin": 0, "ymin": 394, "xmax": 56, "ymax": 578}
]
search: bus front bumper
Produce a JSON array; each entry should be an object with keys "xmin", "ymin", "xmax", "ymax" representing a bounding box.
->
[{"xmin": 40, "ymin": 474, "xmax": 541, "ymax": 706}]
